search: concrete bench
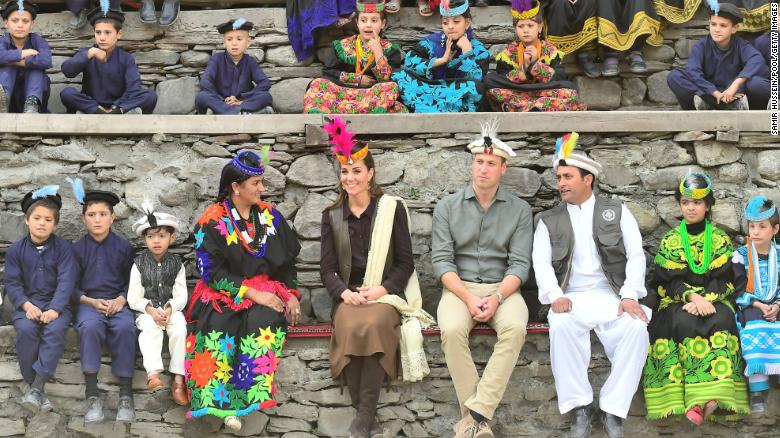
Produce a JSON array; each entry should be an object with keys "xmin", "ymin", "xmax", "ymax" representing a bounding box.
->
[{"xmin": 287, "ymin": 322, "xmax": 551, "ymax": 338}]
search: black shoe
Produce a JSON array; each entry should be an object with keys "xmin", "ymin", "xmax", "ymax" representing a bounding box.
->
[
  {"xmin": 158, "ymin": 0, "xmax": 180, "ymax": 27},
  {"xmin": 139, "ymin": 0, "xmax": 157, "ymax": 23},
  {"xmin": 601, "ymin": 411, "xmax": 624, "ymax": 438},
  {"xmin": 750, "ymin": 391, "xmax": 767, "ymax": 414},
  {"xmin": 20, "ymin": 388, "xmax": 43, "ymax": 413},
  {"xmin": 577, "ymin": 52, "xmax": 601, "ymax": 78},
  {"xmin": 23, "ymin": 96, "xmax": 40, "ymax": 113},
  {"xmin": 570, "ymin": 405, "xmax": 593, "ymax": 438}
]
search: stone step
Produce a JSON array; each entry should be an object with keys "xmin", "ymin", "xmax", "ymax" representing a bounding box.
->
[{"xmin": 0, "ymin": 112, "xmax": 770, "ymax": 135}]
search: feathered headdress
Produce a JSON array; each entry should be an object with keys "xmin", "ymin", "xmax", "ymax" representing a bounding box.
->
[
  {"xmin": 324, "ymin": 117, "xmax": 368, "ymax": 165},
  {"xmin": 511, "ymin": 0, "xmax": 540, "ymax": 20},
  {"xmin": 551, "ymin": 132, "xmax": 602, "ymax": 177},
  {"xmin": 706, "ymin": 0, "xmax": 719, "ymax": 14},
  {"xmin": 65, "ymin": 177, "xmax": 85, "ymax": 204},
  {"xmin": 466, "ymin": 118, "xmax": 516, "ymax": 159},
  {"xmin": 130, "ymin": 196, "xmax": 180, "ymax": 236},
  {"xmin": 679, "ymin": 171, "xmax": 712, "ymax": 200},
  {"xmin": 15, "ymin": 0, "xmax": 23, "ymax": 15},
  {"xmin": 440, "ymin": 0, "xmax": 469, "ymax": 17},
  {"xmin": 21, "ymin": 184, "xmax": 62, "ymax": 213},
  {"xmin": 99, "ymin": 0, "xmax": 109, "ymax": 14},
  {"xmin": 232, "ymin": 17, "xmax": 246, "ymax": 30},
  {"xmin": 553, "ymin": 132, "xmax": 579, "ymax": 163},
  {"xmin": 32, "ymin": 185, "xmax": 59, "ymax": 200},
  {"xmin": 745, "ymin": 196, "xmax": 777, "ymax": 222}
]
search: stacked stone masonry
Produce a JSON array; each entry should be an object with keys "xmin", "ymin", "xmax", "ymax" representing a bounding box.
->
[
  {"xmin": 28, "ymin": 5, "xmax": 747, "ymax": 114},
  {"xmin": 0, "ymin": 123, "xmax": 778, "ymax": 435}
]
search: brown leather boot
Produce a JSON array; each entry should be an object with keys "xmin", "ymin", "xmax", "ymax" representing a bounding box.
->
[
  {"xmin": 354, "ymin": 356, "xmax": 386, "ymax": 438},
  {"xmin": 343, "ymin": 358, "xmax": 366, "ymax": 437}
]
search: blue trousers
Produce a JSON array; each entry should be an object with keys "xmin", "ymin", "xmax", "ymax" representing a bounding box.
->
[
  {"xmin": 0, "ymin": 67, "xmax": 50, "ymax": 112},
  {"xmin": 13, "ymin": 310, "xmax": 71, "ymax": 384},
  {"xmin": 75, "ymin": 305, "xmax": 137, "ymax": 378},
  {"xmin": 65, "ymin": 0, "xmax": 121, "ymax": 13},
  {"xmin": 60, "ymin": 86, "xmax": 157, "ymax": 114},
  {"xmin": 195, "ymin": 90, "xmax": 271, "ymax": 115},
  {"xmin": 667, "ymin": 68, "xmax": 770, "ymax": 110}
]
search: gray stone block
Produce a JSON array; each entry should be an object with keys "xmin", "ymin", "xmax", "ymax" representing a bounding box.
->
[
  {"xmin": 694, "ymin": 140, "xmax": 742, "ymax": 166},
  {"xmin": 286, "ymin": 155, "xmax": 337, "ymax": 188},
  {"xmin": 155, "ymin": 76, "xmax": 199, "ymax": 114},
  {"xmin": 310, "ymin": 288, "xmax": 332, "ymax": 322},
  {"xmin": 757, "ymin": 150, "xmax": 780, "ymax": 180},
  {"xmin": 134, "ymin": 49, "xmax": 181, "ymax": 66},
  {"xmin": 270, "ymin": 78, "xmax": 313, "ymax": 114},
  {"xmin": 621, "ymin": 77, "xmax": 647, "ymax": 106},
  {"xmin": 643, "ymin": 44, "xmax": 676, "ymax": 62},
  {"xmin": 48, "ymin": 83, "xmax": 71, "ymax": 114},
  {"xmin": 647, "ymin": 71, "xmax": 678, "ymax": 105},
  {"xmin": 574, "ymin": 77, "xmax": 621, "ymax": 110},
  {"xmin": 674, "ymin": 38, "xmax": 695, "ymax": 59},
  {"xmin": 316, "ymin": 407, "xmax": 353, "ymax": 437},
  {"xmin": 180, "ymin": 50, "xmax": 211, "ymax": 68},
  {"xmin": 293, "ymin": 192, "xmax": 332, "ymax": 239},
  {"xmin": 265, "ymin": 46, "xmax": 313, "ymax": 67}
]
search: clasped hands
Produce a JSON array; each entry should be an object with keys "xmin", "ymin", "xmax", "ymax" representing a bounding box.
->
[
  {"xmin": 466, "ymin": 294, "xmax": 500, "ymax": 323},
  {"xmin": 682, "ymin": 293, "xmax": 717, "ymax": 317},
  {"xmin": 752, "ymin": 301, "xmax": 780, "ymax": 322},
  {"xmin": 551, "ymin": 296, "xmax": 649, "ymax": 323},
  {"xmin": 249, "ymin": 288, "xmax": 301, "ymax": 325},
  {"xmin": 22, "ymin": 302, "xmax": 59, "ymax": 324},
  {"xmin": 340, "ymin": 285, "xmax": 388, "ymax": 305}
]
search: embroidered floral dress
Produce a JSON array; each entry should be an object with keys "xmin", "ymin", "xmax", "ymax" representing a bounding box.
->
[
  {"xmin": 733, "ymin": 243, "xmax": 780, "ymax": 389},
  {"xmin": 392, "ymin": 30, "xmax": 490, "ymax": 113},
  {"xmin": 185, "ymin": 199, "xmax": 301, "ymax": 420},
  {"xmin": 484, "ymin": 40, "xmax": 584, "ymax": 112},
  {"xmin": 304, "ymin": 35, "xmax": 407, "ymax": 114},
  {"xmin": 642, "ymin": 220, "xmax": 749, "ymax": 420}
]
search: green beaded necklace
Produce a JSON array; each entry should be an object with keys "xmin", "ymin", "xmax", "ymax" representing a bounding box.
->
[{"xmin": 679, "ymin": 220, "xmax": 713, "ymax": 275}]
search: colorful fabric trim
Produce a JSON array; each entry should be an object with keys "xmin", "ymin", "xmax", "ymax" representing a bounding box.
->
[
  {"xmin": 511, "ymin": 1, "xmax": 539, "ymax": 20},
  {"xmin": 744, "ymin": 196, "xmax": 777, "ymax": 222},
  {"xmin": 643, "ymin": 332, "xmax": 749, "ymax": 420},
  {"xmin": 735, "ymin": 244, "xmax": 780, "ymax": 307},
  {"xmin": 679, "ymin": 173, "xmax": 712, "ymax": 200},
  {"xmin": 333, "ymin": 36, "xmax": 399, "ymax": 72},
  {"xmin": 356, "ymin": 0, "xmax": 385, "ymax": 13},
  {"xmin": 440, "ymin": 0, "xmax": 468, "ymax": 16},
  {"xmin": 185, "ymin": 325, "xmax": 286, "ymax": 419},
  {"xmin": 231, "ymin": 150, "xmax": 265, "ymax": 177},
  {"xmin": 494, "ymin": 40, "xmax": 564, "ymax": 72},
  {"xmin": 303, "ymin": 78, "xmax": 407, "ymax": 114}
]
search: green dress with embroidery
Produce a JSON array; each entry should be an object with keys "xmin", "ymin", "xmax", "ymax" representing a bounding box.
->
[{"xmin": 642, "ymin": 220, "xmax": 749, "ymax": 420}]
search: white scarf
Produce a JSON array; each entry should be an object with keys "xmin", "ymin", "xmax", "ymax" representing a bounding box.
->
[{"xmin": 363, "ymin": 195, "xmax": 436, "ymax": 382}]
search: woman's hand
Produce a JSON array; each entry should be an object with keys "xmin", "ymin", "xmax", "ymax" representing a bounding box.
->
[
  {"xmin": 359, "ymin": 75, "xmax": 377, "ymax": 87},
  {"xmin": 341, "ymin": 289, "xmax": 367, "ymax": 306},
  {"xmin": 689, "ymin": 293, "xmax": 716, "ymax": 317},
  {"xmin": 456, "ymin": 35, "xmax": 473, "ymax": 53},
  {"xmin": 523, "ymin": 45, "xmax": 538, "ymax": 68},
  {"xmin": 365, "ymin": 33, "xmax": 385, "ymax": 59},
  {"xmin": 763, "ymin": 303, "xmax": 780, "ymax": 322},
  {"xmin": 433, "ymin": 37, "xmax": 455, "ymax": 67},
  {"xmin": 357, "ymin": 285, "xmax": 388, "ymax": 302},
  {"xmin": 682, "ymin": 302, "xmax": 699, "ymax": 316},
  {"xmin": 285, "ymin": 296, "xmax": 301, "ymax": 325},
  {"xmin": 250, "ymin": 290, "xmax": 285, "ymax": 313}
]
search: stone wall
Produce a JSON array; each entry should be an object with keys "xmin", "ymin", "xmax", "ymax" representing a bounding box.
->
[
  {"xmin": 24, "ymin": 5, "xmax": 764, "ymax": 114},
  {"xmin": 0, "ymin": 123, "xmax": 778, "ymax": 436}
]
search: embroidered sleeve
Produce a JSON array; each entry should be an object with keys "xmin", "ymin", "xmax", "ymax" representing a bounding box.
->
[
  {"xmin": 339, "ymin": 71, "xmax": 364, "ymax": 86},
  {"xmin": 528, "ymin": 60, "xmax": 555, "ymax": 83},
  {"xmin": 371, "ymin": 55, "xmax": 393, "ymax": 81},
  {"xmin": 194, "ymin": 218, "xmax": 250, "ymax": 303},
  {"xmin": 404, "ymin": 40, "xmax": 437, "ymax": 80},
  {"xmin": 495, "ymin": 47, "xmax": 526, "ymax": 84},
  {"xmin": 447, "ymin": 41, "xmax": 489, "ymax": 80}
]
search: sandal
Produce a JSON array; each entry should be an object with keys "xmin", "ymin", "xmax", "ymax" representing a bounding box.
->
[
  {"xmin": 146, "ymin": 374, "xmax": 166, "ymax": 392},
  {"xmin": 417, "ymin": 0, "xmax": 433, "ymax": 16},
  {"xmin": 386, "ymin": 0, "xmax": 401, "ymax": 13},
  {"xmin": 703, "ymin": 400, "xmax": 718, "ymax": 417},
  {"xmin": 336, "ymin": 12, "xmax": 356, "ymax": 27},
  {"xmin": 686, "ymin": 406, "xmax": 704, "ymax": 425}
]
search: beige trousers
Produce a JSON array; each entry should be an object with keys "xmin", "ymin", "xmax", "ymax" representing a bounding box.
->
[
  {"xmin": 437, "ymin": 282, "xmax": 529, "ymax": 420},
  {"xmin": 136, "ymin": 311, "xmax": 188, "ymax": 375}
]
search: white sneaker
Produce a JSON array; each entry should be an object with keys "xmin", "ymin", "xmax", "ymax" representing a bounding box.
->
[{"xmin": 224, "ymin": 416, "xmax": 242, "ymax": 431}]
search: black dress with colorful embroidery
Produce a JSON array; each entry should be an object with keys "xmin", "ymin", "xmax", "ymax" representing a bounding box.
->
[
  {"xmin": 642, "ymin": 220, "xmax": 749, "ymax": 420},
  {"xmin": 303, "ymin": 35, "xmax": 407, "ymax": 114},
  {"xmin": 186, "ymin": 200, "xmax": 301, "ymax": 420},
  {"xmin": 483, "ymin": 40, "xmax": 584, "ymax": 112}
]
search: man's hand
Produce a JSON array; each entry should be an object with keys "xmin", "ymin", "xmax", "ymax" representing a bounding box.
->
[
  {"xmin": 473, "ymin": 295, "xmax": 499, "ymax": 322},
  {"xmin": 224, "ymin": 96, "xmax": 242, "ymax": 106},
  {"xmin": 617, "ymin": 298, "xmax": 649, "ymax": 323},
  {"xmin": 105, "ymin": 296, "xmax": 126, "ymax": 316},
  {"xmin": 20, "ymin": 49, "xmax": 38, "ymax": 59},
  {"xmin": 551, "ymin": 297, "xmax": 572, "ymax": 313},
  {"xmin": 89, "ymin": 298, "xmax": 110, "ymax": 314},
  {"xmin": 39, "ymin": 309, "xmax": 60, "ymax": 324},
  {"xmin": 88, "ymin": 47, "xmax": 107, "ymax": 62},
  {"xmin": 22, "ymin": 302, "xmax": 42, "ymax": 322}
]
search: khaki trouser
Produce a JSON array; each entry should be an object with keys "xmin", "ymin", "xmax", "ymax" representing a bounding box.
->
[{"xmin": 437, "ymin": 282, "xmax": 529, "ymax": 420}]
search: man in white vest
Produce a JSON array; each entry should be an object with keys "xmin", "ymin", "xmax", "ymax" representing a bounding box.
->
[{"xmin": 532, "ymin": 135, "xmax": 650, "ymax": 438}]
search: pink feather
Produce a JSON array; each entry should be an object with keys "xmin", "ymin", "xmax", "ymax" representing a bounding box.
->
[
  {"xmin": 323, "ymin": 117, "xmax": 356, "ymax": 157},
  {"xmin": 441, "ymin": 0, "xmax": 450, "ymax": 10}
]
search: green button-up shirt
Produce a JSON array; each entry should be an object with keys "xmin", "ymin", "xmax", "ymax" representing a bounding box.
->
[{"xmin": 432, "ymin": 185, "xmax": 533, "ymax": 284}]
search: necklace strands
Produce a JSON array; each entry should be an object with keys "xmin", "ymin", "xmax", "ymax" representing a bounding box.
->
[
  {"xmin": 355, "ymin": 36, "xmax": 376, "ymax": 75},
  {"xmin": 679, "ymin": 220, "xmax": 713, "ymax": 275},
  {"xmin": 224, "ymin": 199, "xmax": 266, "ymax": 256}
]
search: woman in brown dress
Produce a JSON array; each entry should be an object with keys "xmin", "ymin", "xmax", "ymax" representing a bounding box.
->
[{"xmin": 319, "ymin": 117, "xmax": 414, "ymax": 438}]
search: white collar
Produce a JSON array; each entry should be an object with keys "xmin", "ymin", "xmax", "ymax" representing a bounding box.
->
[{"xmin": 566, "ymin": 193, "xmax": 596, "ymax": 214}]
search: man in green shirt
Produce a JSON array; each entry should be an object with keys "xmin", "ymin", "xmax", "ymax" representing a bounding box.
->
[{"xmin": 432, "ymin": 121, "xmax": 533, "ymax": 438}]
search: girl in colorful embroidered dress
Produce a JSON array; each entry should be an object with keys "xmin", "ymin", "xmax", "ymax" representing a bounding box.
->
[
  {"xmin": 392, "ymin": 0, "xmax": 490, "ymax": 113},
  {"xmin": 484, "ymin": 0, "xmax": 583, "ymax": 112},
  {"xmin": 642, "ymin": 173, "xmax": 749, "ymax": 424},
  {"xmin": 303, "ymin": 0, "xmax": 406, "ymax": 114},
  {"xmin": 733, "ymin": 196, "xmax": 780, "ymax": 414},
  {"xmin": 186, "ymin": 150, "xmax": 301, "ymax": 432}
]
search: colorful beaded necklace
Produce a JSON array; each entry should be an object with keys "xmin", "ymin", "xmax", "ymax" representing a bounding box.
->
[
  {"xmin": 679, "ymin": 220, "xmax": 713, "ymax": 275},
  {"xmin": 224, "ymin": 198, "xmax": 267, "ymax": 258},
  {"xmin": 354, "ymin": 36, "xmax": 375, "ymax": 75}
]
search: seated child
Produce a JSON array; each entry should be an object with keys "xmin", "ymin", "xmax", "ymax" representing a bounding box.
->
[
  {"xmin": 5, "ymin": 185, "xmax": 75, "ymax": 413},
  {"xmin": 392, "ymin": 0, "xmax": 490, "ymax": 112},
  {"xmin": 484, "ymin": 0, "xmax": 584, "ymax": 112},
  {"xmin": 195, "ymin": 18, "xmax": 273, "ymax": 115},
  {"xmin": 127, "ymin": 202, "xmax": 188, "ymax": 406},
  {"xmin": 68, "ymin": 178, "xmax": 137, "ymax": 424},
  {"xmin": 0, "ymin": 0, "xmax": 51, "ymax": 113},
  {"xmin": 666, "ymin": 2, "xmax": 768, "ymax": 110},
  {"xmin": 60, "ymin": 6, "xmax": 157, "ymax": 114},
  {"xmin": 303, "ymin": 0, "xmax": 407, "ymax": 114},
  {"xmin": 752, "ymin": 31, "xmax": 775, "ymax": 67},
  {"xmin": 733, "ymin": 196, "xmax": 780, "ymax": 414}
]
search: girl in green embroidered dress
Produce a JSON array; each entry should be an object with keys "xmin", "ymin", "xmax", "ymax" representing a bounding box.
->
[{"xmin": 642, "ymin": 173, "xmax": 749, "ymax": 424}]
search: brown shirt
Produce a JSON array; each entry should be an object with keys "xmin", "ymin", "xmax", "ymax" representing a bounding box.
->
[{"xmin": 320, "ymin": 197, "xmax": 414, "ymax": 301}]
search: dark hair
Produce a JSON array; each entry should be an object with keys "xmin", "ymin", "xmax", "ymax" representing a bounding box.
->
[
  {"xmin": 94, "ymin": 17, "xmax": 122, "ymax": 31},
  {"xmin": 217, "ymin": 153, "xmax": 262, "ymax": 201},
  {"xmin": 142, "ymin": 225, "xmax": 176, "ymax": 237},
  {"xmin": 757, "ymin": 199, "xmax": 780, "ymax": 228},
  {"xmin": 328, "ymin": 146, "xmax": 383, "ymax": 210},
  {"xmin": 82, "ymin": 200, "xmax": 115, "ymax": 215},
  {"xmin": 25, "ymin": 199, "xmax": 61, "ymax": 224},
  {"xmin": 675, "ymin": 174, "xmax": 716, "ymax": 218},
  {"xmin": 577, "ymin": 168, "xmax": 594, "ymax": 189},
  {"xmin": 357, "ymin": 10, "xmax": 387, "ymax": 21}
]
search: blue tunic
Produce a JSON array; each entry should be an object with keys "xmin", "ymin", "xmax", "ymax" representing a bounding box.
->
[
  {"xmin": 60, "ymin": 46, "xmax": 157, "ymax": 114},
  {"xmin": 667, "ymin": 35, "xmax": 769, "ymax": 110},
  {"xmin": 4, "ymin": 235, "xmax": 75, "ymax": 383},
  {"xmin": 72, "ymin": 231, "xmax": 138, "ymax": 377},
  {"xmin": 0, "ymin": 33, "xmax": 51, "ymax": 112},
  {"xmin": 392, "ymin": 32, "xmax": 490, "ymax": 113},
  {"xmin": 195, "ymin": 52, "xmax": 272, "ymax": 114},
  {"xmin": 753, "ymin": 31, "xmax": 776, "ymax": 71}
]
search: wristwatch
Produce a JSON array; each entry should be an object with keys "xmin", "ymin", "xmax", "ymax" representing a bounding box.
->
[{"xmin": 495, "ymin": 292, "xmax": 505, "ymax": 305}]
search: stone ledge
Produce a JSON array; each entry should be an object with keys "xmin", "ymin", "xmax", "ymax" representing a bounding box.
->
[{"xmin": 0, "ymin": 111, "xmax": 771, "ymax": 135}]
